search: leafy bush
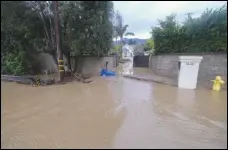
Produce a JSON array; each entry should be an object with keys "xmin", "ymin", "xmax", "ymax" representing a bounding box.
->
[
  {"xmin": 1, "ymin": 1, "xmax": 46, "ymax": 75},
  {"xmin": 144, "ymin": 39, "xmax": 154, "ymax": 51},
  {"xmin": 1, "ymin": 1, "xmax": 114, "ymax": 75},
  {"xmin": 133, "ymin": 45, "xmax": 144, "ymax": 56},
  {"xmin": 2, "ymin": 51, "xmax": 32, "ymax": 75},
  {"xmin": 110, "ymin": 45, "xmax": 121, "ymax": 54},
  {"xmin": 152, "ymin": 4, "xmax": 227, "ymax": 54}
]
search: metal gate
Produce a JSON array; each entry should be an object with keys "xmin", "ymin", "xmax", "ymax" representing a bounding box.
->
[{"xmin": 133, "ymin": 56, "xmax": 149, "ymax": 67}]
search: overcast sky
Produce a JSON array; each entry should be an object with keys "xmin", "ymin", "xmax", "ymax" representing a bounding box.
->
[{"xmin": 113, "ymin": 1, "xmax": 227, "ymax": 39}]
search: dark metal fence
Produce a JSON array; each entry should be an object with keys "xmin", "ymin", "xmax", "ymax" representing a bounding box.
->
[{"xmin": 133, "ymin": 56, "xmax": 149, "ymax": 67}]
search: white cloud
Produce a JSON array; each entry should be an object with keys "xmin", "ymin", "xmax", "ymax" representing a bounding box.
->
[{"xmin": 113, "ymin": 1, "xmax": 227, "ymax": 39}]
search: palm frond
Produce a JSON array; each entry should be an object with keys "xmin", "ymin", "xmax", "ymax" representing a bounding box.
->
[{"xmin": 125, "ymin": 32, "xmax": 134, "ymax": 36}]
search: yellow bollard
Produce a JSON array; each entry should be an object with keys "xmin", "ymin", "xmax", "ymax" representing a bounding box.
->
[
  {"xmin": 35, "ymin": 76, "xmax": 41, "ymax": 87},
  {"xmin": 211, "ymin": 76, "xmax": 225, "ymax": 91}
]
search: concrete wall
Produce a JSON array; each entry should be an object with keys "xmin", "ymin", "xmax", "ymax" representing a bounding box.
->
[
  {"xmin": 150, "ymin": 53, "xmax": 227, "ymax": 89},
  {"xmin": 198, "ymin": 54, "xmax": 227, "ymax": 89},
  {"xmin": 34, "ymin": 53, "xmax": 116, "ymax": 76},
  {"xmin": 150, "ymin": 55, "xmax": 179, "ymax": 78},
  {"xmin": 80, "ymin": 56, "xmax": 115, "ymax": 76}
]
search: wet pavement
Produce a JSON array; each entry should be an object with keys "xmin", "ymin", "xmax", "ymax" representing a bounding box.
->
[
  {"xmin": 120, "ymin": 57, "xmax": 176, "ymax": 86},
  {"xmin": 1, "ymin": 59, "xmax": 227, "ymax": 149}
]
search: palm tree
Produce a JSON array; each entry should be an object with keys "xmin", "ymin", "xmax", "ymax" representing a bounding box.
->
[
  {"xmin": 113, "ymin": 30, "xmax": 118, "ymax": 45},
  {"xmin": 125, "ymin": 32, "xmax": 135, "ymax": 45},
  {"xmin": 113, "ymin": 11, "xmax": 134, "ymax": 55}
]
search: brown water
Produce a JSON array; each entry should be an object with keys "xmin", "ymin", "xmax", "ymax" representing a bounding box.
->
[{"xmin": 1, "ymin": 62, "xmax": 227, "ymax": 149}]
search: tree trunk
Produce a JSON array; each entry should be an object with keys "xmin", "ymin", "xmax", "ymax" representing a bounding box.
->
[
  {"xmin": 120, "ymin": 36, "xmax": 123, "ymax": 58},
  {"xmin": 53, "ymin": 1, "xmax": 64, "ymax": 81},
  {"xmin": 49, "ymin": 17, "xmax": 55, "ymax": 51},
  {"xmin": 67, "ymin": 51, "xmax": 71, "ymax": 76}
]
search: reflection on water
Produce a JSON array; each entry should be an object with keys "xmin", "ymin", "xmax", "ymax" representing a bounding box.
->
[{"xmin": 1, "ymin": 61, "xmax": 227, "ymax": 149}]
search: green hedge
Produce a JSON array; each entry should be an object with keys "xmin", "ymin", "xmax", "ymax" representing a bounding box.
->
[{"xmin": 152, "ymin": 4, "xmax": 227, "ymax": 54}]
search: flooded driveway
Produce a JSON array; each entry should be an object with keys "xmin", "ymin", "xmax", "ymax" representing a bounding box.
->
[{"xmin": 1, "ymin": 62, "xmax": 227, "ymax": 149}]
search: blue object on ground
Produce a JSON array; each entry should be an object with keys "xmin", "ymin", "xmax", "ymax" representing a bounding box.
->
[{"xmin": 100, "ymin": 69, "xmax": 116, "ymax": 76}]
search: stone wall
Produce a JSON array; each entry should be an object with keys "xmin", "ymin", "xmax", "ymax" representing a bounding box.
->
[{"xmin": 150, "ymin": 53, "xmax": 227, "ymax": 89}]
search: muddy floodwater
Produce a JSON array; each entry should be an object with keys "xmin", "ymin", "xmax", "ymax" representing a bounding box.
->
[{"xmin": 1, "ymin": 62, "xmax": 227, "ymax": 149}]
